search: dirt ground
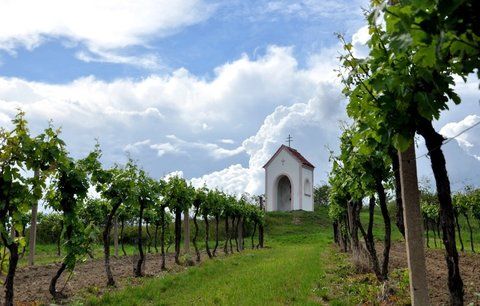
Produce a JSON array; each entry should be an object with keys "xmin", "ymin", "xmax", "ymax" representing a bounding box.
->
[
  {"xmin": 14, "ymin": 251, "xmax": 205, "ymax": 305},
  {"xmin": 12, "ymin": 243, "xmax": 480, "ymax": 305},
  {"xmin": 388, "ymin": 242, "xmax": 480, "ymax": 305}
]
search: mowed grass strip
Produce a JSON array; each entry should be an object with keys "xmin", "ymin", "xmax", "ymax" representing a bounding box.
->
[{"xmin": 87, "ymin": 232, "xmax": 333, "ymax": 305}]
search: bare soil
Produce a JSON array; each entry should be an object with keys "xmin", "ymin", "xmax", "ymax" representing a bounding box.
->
[
  {"xmin": 13, "ymin": 251, "xmax": 209, "ymax": 305},
  {"xmin": 388, "ymin": 242, "xmax": 480, "ymax": 305},
  {"xmin": 11, "ymin": 242, "xmax": 480, "ymax": 305}
]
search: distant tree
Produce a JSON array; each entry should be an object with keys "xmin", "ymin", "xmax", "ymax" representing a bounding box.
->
[{"xmin": 313, "ymin": 184, "xmax": 330, "ymax": 207}]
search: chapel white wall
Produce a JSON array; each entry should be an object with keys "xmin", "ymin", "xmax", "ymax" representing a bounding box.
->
[
  {"xmin": 265, "ymin": 150, "xmax": 300, "ymax": 211},
  {"xmin": 301, "ymin": 166, "xmax": 314, "ymax": 211}
]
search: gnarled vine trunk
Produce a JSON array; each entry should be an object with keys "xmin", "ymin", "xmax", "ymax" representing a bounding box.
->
[
  {"xmin": 103, "ymin": 201, "xmax": 122, "ymax": 286},
  {"xmin": 160, "ymin": 207, "xmax": 166, "ymax": 270},
  {"xmin": 417, "ymin": 118, "xmax": 464, "ymax": 305},
  {"xmin": 204, "ymin": 214, "xmax": 213, "ymax": 258},
  {"xmin": 2, "ymin": 235, "xmax": 19, "ymax": 306},
  {"xmin": 192, "ymin": 206, "xmax": 201, "ymax": 262},
  {"xmin": 257, "ymin": 196, "xmax": 264, "ymax": 248},
  {"xmin": 224, "ymin": 215, "xmax": 230, "ymax": 254},
  {"xmin": 135, "ymin": 202, "xmax": 145, "ymax": 277},
  {"xmin": 357, "ymin": 196, "xmax": 382, "ymax": 280},
  {"xmin": 454, "ymin": 212, "xmax": 464, "ymax": 252},
  {"xmin": 50, "ymin": 215, "xmax": 73, "ymax": 299},
  {"xmin": 376, "ymin": 178, "xmax": 391, "ymax": 280},
  {"xmin": 230, "ymin": 216, "xmax": 235, "ymax": 253},
  {"xmin": 174, "ymin": 208, "xmax": 182, "ymax": 265},
  {"xmin": 49, "ymin": 262, "xmax": 66, "ymax": 300},
  {"xmin": 113, "ymin": 216, "xmax": 119, "ymax": 258},
  {"xmin": 154, "ymin": 223, "xmax": 159, "ymax": 253},
  {"xmin": 213, "ymin": 215, "xmax": 219, "ymax": 256},
  {"xmin": 251, "ymin": 222, "xmax": 257, "ymax": 249},
  {"xmin": 464, "ymin": 213, "xmax": 475, "ymax": 252}
]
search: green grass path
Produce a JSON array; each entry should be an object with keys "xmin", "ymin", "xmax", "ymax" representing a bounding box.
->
[{"xmin": 88, "ymin": 233, "xmax": 335, "ymax": 306}]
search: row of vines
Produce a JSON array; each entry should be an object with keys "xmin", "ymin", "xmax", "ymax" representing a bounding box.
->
[
  {"xmin": 0, "ymin": 112, "xmax": 265, "ymax": 306},
  {"xmin": 328, "ymin": 0, "xmax": 478, "ymax": 305},
  {"xmin": 422, "ymin": 185, "xmax": 480, "ymax": 252}
]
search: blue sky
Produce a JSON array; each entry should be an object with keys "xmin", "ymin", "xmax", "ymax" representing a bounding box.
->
[{"xmin": 0, "ymin": 0, "xmax": 479, "ymax": 195}]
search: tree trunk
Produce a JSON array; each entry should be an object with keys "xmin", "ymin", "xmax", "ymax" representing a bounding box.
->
[
  {"xmin": 376, "ymin": 179, "xmax": 391, "ymax": 280},
  {"xmin": 224, "ymin": 215, "xmax": 230, "ymax": 254},
  {"xmin": 160, "ymin": 208, "xmax": 166, "ymax": 270},
  {"xmin": 417, "ymin": 118, "xmax": 464, "ymax": 305},
  {"xmin": 333, "ymin": 221, "xmax": 339, "ymax": 244},
  {"xmin": 184, "ymin": 208, "xmax": 190, "ymax": 254},
  {"xmin": 347, "ymin": 200, "xmax": 361, "ymax": 256},
  {"xmin": 49, "ymin": 262, "xmax": 67, "ymax": 300},
  {"xmin": 113, "ymin": 216, "xmax": 119, "ymax": 258},
  {"xmin": 103, "ymin": 202, "xmax": 121, "ymax": 286},
  {"xmin": 3, "ymin": 238, "xmax": 19, "ymax": 306},
  {"xmin": 50, "ymin": 218, "xmax": 73, "ymax": 299},
  {"xmin": 251, "ymin": 222, "xmax": 257, "ymax": 249},
  {"xmin": 121, "ymin": 220, "xmax": 126, "ymax": 256},
  {"xmin": 390, "ymin": 150, "xmax": 405, "ymax": 238},
  {"xmin": 229, "ymin": 216, "xmax": 235, "ymax": 253},
  {"xmin": 242, "ymin": 219, "xmax": 246, "ymax": 250},
  {"xmin": 192, "ymin": 207, "xmax": 200, "ymax": 262},
  {"xmin": 174, "ymin": 208, "xmax": 182, "ymax": 265},
  {"xmin": 135, "ymin": 203, "xmax": 145, "ymax": 277},
  {"xmin": 454, "ymin": 213, "xmax": 464, "ymax": 252},
  {"xmin": 258, "ymin": 196, "xmax": 264, "ymax": 248},
  {"xmin": 154, "ymin": 223, "xmax": 159, "ymax": 253},
  {"xmin": 464, "ymin": 213, "xmax": 475, "ymax": 253},
  {"xmin": 234, "ymin": 216, "xmax": 239, "ymax": 252},
  {"xmin": 204, "ymin": 215, "xmax": 213, "ymax": 258},
  {"xmin": 213, "ymin": 215, "xmax": 219, "ymax": 256},
  {"xmin": 238, "ymin": 216, "xmax": 244, "ymax": 251},
  {"xmin": 357, "ymin": 197, "xmax": 382, "ymax": 281}
]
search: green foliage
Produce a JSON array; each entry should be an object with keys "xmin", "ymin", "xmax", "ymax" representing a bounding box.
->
[
  {"xmin": 314, "ymin": 184, "xmax": 330, "ymax": 207},
  {"xmin": 163, "ymin": 176, "xmax": 195, "ymax": 214},
  {"xmin": 45, "ymin": 149, "xmax": 95, "ymax": 271}
]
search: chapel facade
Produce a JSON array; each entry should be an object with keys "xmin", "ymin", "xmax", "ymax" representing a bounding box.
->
[{"xmin": 263, "ymin": 145, "xmax": 315, "ymax": 212}]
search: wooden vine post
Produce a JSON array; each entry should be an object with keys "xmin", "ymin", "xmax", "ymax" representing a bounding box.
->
[
  {"xmin": 398, "ymin": 144, "xmax": 430, "ymax": 305},
  {"xmin": 28, "ymin": 169, "xmax": 40, "ymax": 266}
]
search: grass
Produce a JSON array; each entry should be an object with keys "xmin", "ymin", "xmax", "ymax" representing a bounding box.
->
[
  {"xmin": 82, "ymin": 207, "xmax": 410, "ymax": 306},
  {"xmin": 15, "ymin": 206, "xmax": 478, "ymax": 305}
]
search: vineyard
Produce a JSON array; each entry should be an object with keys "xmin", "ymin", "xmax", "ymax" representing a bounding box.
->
[
  {"xmin": 1, "ymin": 0, "xmax": 480, "ymax": 305},
  {"xmin": 0, "ymin": 112, "xmax": 265, "ymax": 305},
  {"xmin": 327, "ymin": 0, "xmax": 480, "ymax": 305}
]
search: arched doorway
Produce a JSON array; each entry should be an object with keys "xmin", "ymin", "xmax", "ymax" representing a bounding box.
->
[{"xmin": 276, "ymin": 175, "xmax": 291, "ymax": 211}]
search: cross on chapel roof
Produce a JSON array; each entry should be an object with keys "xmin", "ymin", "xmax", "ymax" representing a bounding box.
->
[{"xmin": 262, "ymin": 145, "xmax": 315, "ymax": 169}]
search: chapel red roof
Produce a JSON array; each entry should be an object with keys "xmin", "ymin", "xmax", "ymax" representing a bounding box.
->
[{"xmin": 263, "ymin": 145, "xmax": 315, "ymax": 169}]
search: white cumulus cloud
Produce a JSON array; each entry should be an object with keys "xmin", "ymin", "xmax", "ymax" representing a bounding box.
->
[
  {"xmin": 0, "ymin": 0, "xmax": 215, "ymax": 67},
  {"xmin": 191, "ymin": 83, "xmax": 344, "ymax": 195},
  {"xmin": 440, "ymin": 114, "xmax": 480, "ymax": 161}
]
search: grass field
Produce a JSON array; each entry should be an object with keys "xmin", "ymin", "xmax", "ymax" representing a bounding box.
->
[
  {"xmin": 13, "ymin": 206, "xmax": 480, "ymax": 305},
  {"xmin": 80, "ymin": 208, "xmax": 411, "ymax": 305}
]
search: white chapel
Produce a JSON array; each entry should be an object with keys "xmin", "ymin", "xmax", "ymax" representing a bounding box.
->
[{"xmin": 263, "ymin": 144, "xmax": 315, "ymax": 212}]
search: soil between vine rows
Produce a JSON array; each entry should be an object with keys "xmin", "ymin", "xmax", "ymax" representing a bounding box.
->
[
  {"xmin": 386, "ymin": 243, "xmax": 480, "ymax": 305},
  {"xmin": 14, "ymin": 251, "xmax": 203, "ymax": 305},
  {"xmin": 12, "ymin": 242, "xmax": 480, "ymax": 305}
]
